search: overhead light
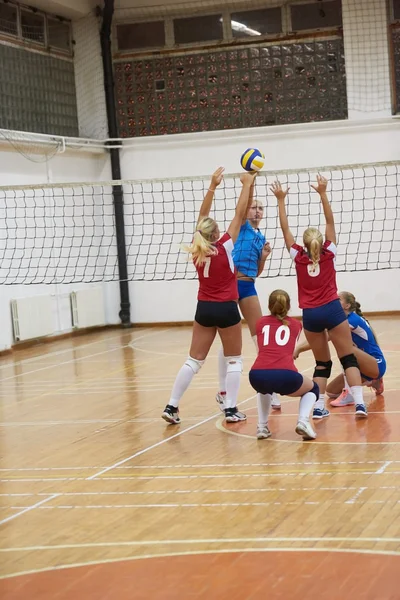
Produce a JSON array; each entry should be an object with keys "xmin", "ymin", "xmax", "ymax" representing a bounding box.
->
[{"xmin": 231, "ymin": 19, "xmax": 261, "ymax": 36}]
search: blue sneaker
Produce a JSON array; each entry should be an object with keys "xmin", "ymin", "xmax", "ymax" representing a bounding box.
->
[
  {"xmin": 355, "ymin": 404, "xmax": 368, "ymax": 418},
  {"xmin": 312, "ymin": 407, "xmax": 330, "ymax": 420}
]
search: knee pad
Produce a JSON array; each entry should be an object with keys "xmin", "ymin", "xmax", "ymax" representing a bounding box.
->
[
  {"xmin": 185, "ymin": 356, "xmax": 204, "ymax": 374},
  {"xmin": 340, "ymin": 353, "xmax": 359, "ymax": 371},
  {"xmin": 310, "ymin": 381, "xmax": 320, "ymax": 402},
  {"xmin": 313, "ymin": 360, "xmax": 332, "ymax": 379},
  {"xmin": 226, "ymin": 355, "xmax": 243, "ymax": 374}
]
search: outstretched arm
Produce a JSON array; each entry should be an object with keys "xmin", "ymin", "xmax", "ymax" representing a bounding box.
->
[
  {"xmin": 311, "ymin": 175, "xmax": 336, "ymax": 245},
  {"xmin": 241, "ymin": 179, "xmax": 255, "ymax": 225},
  {"xmin": 227, "ymin": 172, "xmax": 258, "ymax": 243},
  {"xmin": 197, "ymin": 166, "xmax": 224, "ymax": 226},
  {"xmin": 270, "ymin": 181, "xmax": 295, "ymax": 251}
]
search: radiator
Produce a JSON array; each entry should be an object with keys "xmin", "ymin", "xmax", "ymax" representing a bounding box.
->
[
  {"xmin": 70, "ymin": 287, "xmax": 105, "ymax": 329},
  {"xmin": 11, "ymin": 295, "xmax": 54, "ymax": 342}
]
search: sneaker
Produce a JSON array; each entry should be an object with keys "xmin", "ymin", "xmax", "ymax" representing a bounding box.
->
[
  {"xmin": 312, "ymin": 407, "xmax": 330, "ymax": 420},
  {"xmin": 271, "ymin": 393, "xmax": 281, "ymax": 410},
  {"xmin": 355, "ymin": 403, "xmax": 368, "ymax": 418},
  {"xmin": 371, "ymin": 378, "xmax": 384, "ymax": 395},
  {"xmin": 256, "ymin": 425, "xmax": 271, "ymax": 439},
  {"xmin": 224, "ymin": 407, "xmax": 247, "ymax": 423},
  {"xmin": 295, "ymin": 420, "xmax": 317, "ymax": 440},
  {"xmin": 330, "ymin": 388, "xmax": 355, "ymax": 407},
  {"xmin": 215, "ymin": 391, "xmax": 226, "ymax": 412},
  {"xmin": 162, "ymin": 404, "xmax": 181, "ymax": 424}
]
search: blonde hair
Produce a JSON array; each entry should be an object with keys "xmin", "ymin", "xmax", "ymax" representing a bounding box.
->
[
  {"xmin": 268, "ymin": 289, "xmax": 290, "ymax": 325},
  {"xmin": 340, "ymin": 291, "xmax": 379, "ymax": 345},
  {"xmin": 182, "ymin": 217, "xmax": 218, "ymax": 266},
  {"xmin": 303, "ymin": 227, "xmax": 323, "ymax": 271}
]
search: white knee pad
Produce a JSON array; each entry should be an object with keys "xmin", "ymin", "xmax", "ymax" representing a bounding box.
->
[
  {"xmin": 185, "ymin": 356, "xmax": 204, "ymax": 374},
  {"xmin": 225, "ymin": 355, "xmax": 243, "ymax": 373}
]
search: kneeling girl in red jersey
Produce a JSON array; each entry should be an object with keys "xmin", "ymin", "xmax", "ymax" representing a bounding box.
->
[{"xmin": 249, "ymin": 289, "xmax": 319, "ymax": 440}]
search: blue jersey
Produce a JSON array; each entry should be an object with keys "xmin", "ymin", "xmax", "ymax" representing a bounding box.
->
[
  {"xmin": 347, "ymin": 312, "xmax": 384, "ymax": 362},
  {"xmin": 232, "ymin": 221, "xmax": 266, "ymax": 278}
]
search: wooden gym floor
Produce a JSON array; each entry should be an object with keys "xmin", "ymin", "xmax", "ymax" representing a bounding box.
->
[{"xmin": 0, "ymin": 316, "xmax": 399, "ymax": 599}]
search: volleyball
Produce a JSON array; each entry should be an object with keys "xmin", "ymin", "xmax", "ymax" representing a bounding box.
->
[{"xmin": 240, "ymin": 148, "xmax": 265, "ymax": 172}]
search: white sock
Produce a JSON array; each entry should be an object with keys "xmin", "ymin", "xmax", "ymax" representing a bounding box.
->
[
  {"xmin": 350, "ymin": 385, "xmax": 364, "ymax": 406},
  {"xmin": 314, "ymin": 394, "xmax": 326, "ymax": 410},
  {"xmin": 252, "ymin": 335, "xmax": 258, "ymax": 351},
  {"xmin": 218, "ymin": 346, "xmax": 227, "ymax": 393},
  {"xmin": 257, "ymin": 393, "xmax": 272, "ymax": 426},
  {"xmin": 169, "ymin": 364, "xmax": 195, "ymax": 408},
  {"xmin": 299, "ymin": 391, "xmax": 317, "ymax": 422},
  {"xmin": 225, "ymin": 370, "xmax": 241, "ymax": 410}
]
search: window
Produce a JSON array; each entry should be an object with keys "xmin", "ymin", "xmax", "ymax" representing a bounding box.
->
[
  {"xmin": 0, "ymin": 2, "xmax": 18, "ymax": 36},
  {"xmin": 21, "ymin": 9, "xmax": 45, "ymax": 43},
  {"xmin": 47, "ymin": 18, "xmax": 71, "ymax": 51},
  {"xmin": 291, "ymin": 1, "xmax": 342, "ymax": 31},
  {"xmin": 117, "ymin": 22, "xmax": 165, "ymax": 50},
  {"xmin": 174, "ymin": 14, "xmax": 223, "ymax": 44},
  {"xmin": 230, "ymin": 7, "xmax": 282, "ymax": 38},
  {"xmin": 394, "ymin": 0, "xmax": 400, "ymax": 20}
]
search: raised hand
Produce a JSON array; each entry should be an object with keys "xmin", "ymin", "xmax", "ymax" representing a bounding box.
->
[
  {"xmin": 210, "ymin": 166, "xmax": 225, "ymax": 189},
  {"xmin": 310, "ymin": 174, "xmax": 328, "ymax": 194},
  {"xmin": 240, "ymin": 171, "xmax": 257, "ymax": 186},
  {"xmin": 269, "ymin": 181, "xmax": 289, "ymax": 202}
]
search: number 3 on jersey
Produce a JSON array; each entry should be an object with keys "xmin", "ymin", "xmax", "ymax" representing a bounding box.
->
[{"xmin": 262, "ymin": 324, "xmax": 290, "ymax": 346}]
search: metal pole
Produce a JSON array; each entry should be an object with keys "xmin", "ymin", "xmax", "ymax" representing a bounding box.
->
[{"xmin": 100, "ymin": 0, "xmax": 131, "ymax": 326}]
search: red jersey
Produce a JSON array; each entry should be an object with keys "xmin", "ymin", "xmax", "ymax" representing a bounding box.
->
[
  {"xmin": 252, "ymin": 315, "xmax": 302, "ymax": 371},
  {"xmin": 196, "ymin": 233, "xmax": 238, "ymax": 302},
  {"xmin": 290, "ymin": 240, "xmax": 338, "ymax": 309}
]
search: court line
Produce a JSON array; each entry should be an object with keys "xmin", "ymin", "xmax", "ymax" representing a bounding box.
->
[
  {"xmin": 376, "ymin": 461, "xmax": 393, "ymax": 474},
  {"xmin": 86, "ymin": 394, "xmax": 256, "ymax": 481},
  {"xmin": 3, "ymin": 470, "xmax": 400, "ymax": 483},
  {"xmin": 0, "ymin": 329, "xmax": 167, "ymax": 382},
  {"xmin": 2, "ymin": 459, "xmax": 399, "ymax": 471},
  {"xmin": 0, "ymin": 494, "xmax": 59, "ymax": 527},
  {"xmin": 345, "ymin": 487, "xmax": 367, "ymax": 504},
  {"xmin": 1, "ymin": 485, "xmax": 399, "ymax": 499}
]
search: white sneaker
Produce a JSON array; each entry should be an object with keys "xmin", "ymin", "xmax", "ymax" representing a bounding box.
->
[
  {"xmin": 257, "ymin": 425, "xmax": 271, "ymax": 439},
  {"xmin": 295, "ymin": 420, "xmax": 317, "ymax": 440},
  {"xmin": 271, "ymin": 393, "xmax": 281, "ymax": 410},
  {"xmin": 215, "ymin": 392, "xmax": 226, "ymax": 412}
]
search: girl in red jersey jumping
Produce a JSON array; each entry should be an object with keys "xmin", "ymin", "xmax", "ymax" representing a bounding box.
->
[
  {"xmin": 270, "ymin": 175, "xmax": 367, "ymax": 419},
  {"xmin": 249, "ymin": 289, "xmax": 319, "ymax": 440},
  {"xmin": 162, "ymin": 167, "xmax": 257, "ymax": 425}
]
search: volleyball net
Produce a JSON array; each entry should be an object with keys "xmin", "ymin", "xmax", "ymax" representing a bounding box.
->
[{"xmin": 0, "ymin": 160, "xmax": 398, "ymax": 285}]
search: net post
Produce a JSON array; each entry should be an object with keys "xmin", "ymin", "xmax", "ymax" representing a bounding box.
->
[{"xmin": 100, "ymin": 0, "xmax": 131, "ymax": 326}]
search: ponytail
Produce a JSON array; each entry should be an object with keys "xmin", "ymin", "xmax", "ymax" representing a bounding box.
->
[
  {"xmin": 268, "ymin": 289, "xmax": 291, "ymax": 325},
  {"xmin": 303, "ymin": 227, "xmax": 323, "ymax": 272},
  {"xmin": 182, "ymin": 217, "xmax": 218, "ymax": 266}
]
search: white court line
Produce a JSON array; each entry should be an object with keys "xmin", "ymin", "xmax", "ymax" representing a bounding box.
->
[
  {"xmin": 1, "ymin": 459, "xmax": 399, "ymax": 471},
  {"xmin": 0, "ymin": 329, "xmax": 167, "ymax": 382},
  {"xmin": 1, "ymin": 536, "xmax": 399, "ymax": 553},
  {"xmin": 345, "ymin": 487, "xmax": 367, "ymax": 504},
  {"xmin": 4, "ymin": 471, "xmax": 400, "ymax": 483},
  {"xmin": 0, "ymin": 494, "xmax": 59, "ymax": 527},
  {"xmin": 1, "ymin": 485, "xmax": 399, "ymax": 498},
  {"xmin": 6, "ymin": 499, "xmax": 397, "ymax": 510},
  {"xmin": 376, "ymin": 461, "xmax": 393, "ymax": 474}
]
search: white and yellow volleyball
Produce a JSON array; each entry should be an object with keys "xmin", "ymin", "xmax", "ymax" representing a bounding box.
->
[{"xmin": 240, "ymin": 148, "xmax": 265, "ymax": 172}]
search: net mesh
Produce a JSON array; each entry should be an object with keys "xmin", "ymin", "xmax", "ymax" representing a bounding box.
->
[{"xmin": 0, "ymin": 161, "xmax": 399, "ymax": 285}]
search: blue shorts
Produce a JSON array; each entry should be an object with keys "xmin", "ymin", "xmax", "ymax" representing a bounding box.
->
[
  {"xmin": 238, "ymin": 279, "xmax": 257, "ymax": 301},
  {"xmin": 302, "ymin": 298, "xmax": 347, "ymax": 333},
  {"xmin": 249, "ymin": 369, "xmax": 304, "ymax": 396},
  {"xmin": 361, "ymin": 356, "xmax": 387, "ymax": 381}
]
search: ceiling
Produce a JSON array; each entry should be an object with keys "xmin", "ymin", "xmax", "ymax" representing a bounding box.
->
[{"xmin": 21, "ymin": 0, "xmax": 263, "ymax": 20}]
